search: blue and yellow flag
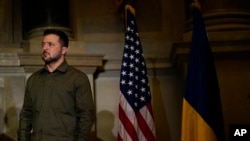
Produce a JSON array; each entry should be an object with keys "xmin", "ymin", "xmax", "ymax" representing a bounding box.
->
[{"xmin": 181, "ymin": 7, "xmax": 225, "ymax": 141}]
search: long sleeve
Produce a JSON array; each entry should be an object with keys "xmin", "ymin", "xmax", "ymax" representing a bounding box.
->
[
  {"xmin": 17, "ymin": 85, "xmax": 33, "ymax": 141},
  {"xmin": 74, "ymin": 73, "xmax": 95, "ymax": 141}
]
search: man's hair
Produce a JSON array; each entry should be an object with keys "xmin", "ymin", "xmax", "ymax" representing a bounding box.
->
[{"xmin": 43, "ymin": 29, "xmax": 69, "ymax": 47}]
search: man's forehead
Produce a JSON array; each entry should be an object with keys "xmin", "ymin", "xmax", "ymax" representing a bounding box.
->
[{"xmin": 43, "ymin": 34, "xmax": 60, "ymax": 41}]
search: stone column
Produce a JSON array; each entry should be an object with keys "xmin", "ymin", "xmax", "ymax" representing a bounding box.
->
[
  {"xmin": 0, "ymin": 0, "xmax": 13, "ymax": 43},
  {"xmin": 22, "ymin": 0, "xmax": 73, "ymax": 39},
  {"xmin": 184, "ymin": 0, "xmax": 250, "ymax": 41}
]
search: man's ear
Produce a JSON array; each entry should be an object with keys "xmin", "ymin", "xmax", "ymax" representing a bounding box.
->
[{"xmin": 62, "ymin": 47, "xmax": 68, "ymax": 55}]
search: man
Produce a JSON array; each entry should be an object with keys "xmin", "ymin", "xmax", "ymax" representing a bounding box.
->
[{"xmin": 18, "ymin": 29, "xmax": 95, "ymax": 141}]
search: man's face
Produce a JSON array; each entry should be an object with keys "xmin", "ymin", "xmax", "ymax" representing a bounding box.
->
[{"xmin": 41, "ymin": 34, "xmax": 66, "ymax": 64}]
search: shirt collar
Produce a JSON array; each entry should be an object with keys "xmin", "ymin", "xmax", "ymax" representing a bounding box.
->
[{"xmin": 43, "ymin": 60, "xmax": 68, "ymax": 73}]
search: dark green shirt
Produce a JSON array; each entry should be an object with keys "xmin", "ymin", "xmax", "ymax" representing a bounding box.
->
[{"xmin": 18, "ymin": 60, "xmax": 95, "ymax": 141}]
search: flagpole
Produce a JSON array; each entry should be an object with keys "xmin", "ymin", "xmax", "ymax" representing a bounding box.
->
[
  {"xmin": 124, "ymin": 4, "xmax": 135, "ymax": 32},
  {"xmin": 116, "ymin": 0, "xmax": 135, "ymax": 31},
  {"xmin": 191, "ymin": 0, "xmax": 201, "ymax": 11}
]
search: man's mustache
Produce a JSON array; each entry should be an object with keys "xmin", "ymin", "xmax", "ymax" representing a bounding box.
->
[{"xmin": 43, "ymin": 51, "xmax": 49, "ymax": 55}]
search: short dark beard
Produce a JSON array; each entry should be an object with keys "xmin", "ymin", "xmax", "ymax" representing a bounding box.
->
[{"xmin": 42, "ymin": 53, "xmax": 62, "ymax": 64}]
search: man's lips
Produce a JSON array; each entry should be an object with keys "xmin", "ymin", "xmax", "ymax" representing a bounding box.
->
[{"xmin": 43, "ymin": 51, "xmax": 50, "ymax": 56}]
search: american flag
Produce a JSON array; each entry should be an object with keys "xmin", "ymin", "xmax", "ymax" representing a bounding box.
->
[{"xmin": 117, "ymin": 6, "xmax": 156, "ymax": 141}]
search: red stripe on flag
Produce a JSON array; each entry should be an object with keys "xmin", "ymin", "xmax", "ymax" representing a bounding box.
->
[
  {"xmin": 117, "ymin": 133, "xmax": 122, "ymax": 141},
  {"xmin": 146, "ymin": 103, "xmax": 154, "ymax": 117},
  {"xmin": 136, "ymin": 104, "xmax": 156, "ymax": 141},
  {"xmin": 119, "ymin": 104, "xmax": 139, "ymax": 141}
]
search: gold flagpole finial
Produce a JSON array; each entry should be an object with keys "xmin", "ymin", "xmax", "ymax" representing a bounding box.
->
[
  {"xmin": 116, "ymin": 0, "xmax": 135, "ymax": 21},
  {"xmin": 124, "ymin": 4, "xmax": 136, "ymax": 30},
  {"xmin": 191, "ymin": 1, "xmax": 201, "ymax": 10},
  {"xmin": 125, "ymin": 4, "xmax": 135, "ymax": 15}
]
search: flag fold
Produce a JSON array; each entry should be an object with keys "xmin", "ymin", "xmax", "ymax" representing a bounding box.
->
[
  {"xmin": 118, "ymin": 5, "xmax": 156, "ymax": 141},
  {"xmin": 181, "ymin": 7, "xmax": 225, "ymax": 141}
]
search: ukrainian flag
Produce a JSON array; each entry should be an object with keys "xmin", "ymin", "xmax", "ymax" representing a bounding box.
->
[{"xmin": 181, "ymin": 7, "xmax": 225, "ymax": 141}]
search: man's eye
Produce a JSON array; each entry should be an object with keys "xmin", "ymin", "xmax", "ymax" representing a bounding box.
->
[
  {"xmin": 41, "ymin": 42, "xmax": 55, "ymax": 47},
  {"xmin": 48, "ymin": 42, "xmax": 53, "ymax": 46}
]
